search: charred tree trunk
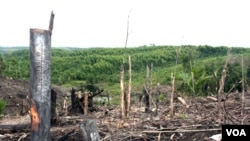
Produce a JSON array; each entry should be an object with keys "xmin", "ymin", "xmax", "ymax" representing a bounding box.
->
[
  {"xmin": 51, "ymin": 89, "xmax": 57, "ymax": 126},
  {"xmin": 29, "ymin": 28, "xmax": 52, "ymax": 140},
  {"xmin": 71, "ymin": 88, "xmax": 76, "ymax": 112},
  {"xmin": 143, "ymin": 87, "xmax": 150, "ymax": 113},
  {"xmin": 71, "ymin": 88, "xmax": 81, "ymax": 114},
  {"xmin": 71, "ymin": 90, "xmax": 103, "ymax": 114},
  {"xmin": 144, "ymin": 65, "xmax": 150, "ymax": 113},
  {"xmin": 71, "ymin": 88, "xmax": 80, "ymax": 113}
]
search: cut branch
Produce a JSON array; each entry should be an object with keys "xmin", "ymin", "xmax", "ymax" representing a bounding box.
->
[
  {"xmin": 124, "ymin": 10, "xmax": 131, "ymax": 49},
  {"xmin": 49, "ymin": 11, "xmax": 55, "ymax": 35}
]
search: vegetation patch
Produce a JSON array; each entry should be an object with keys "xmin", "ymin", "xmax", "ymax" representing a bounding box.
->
[{"xmin": 0, "ymin": 98, "xmax": 7, "ymax": 115}]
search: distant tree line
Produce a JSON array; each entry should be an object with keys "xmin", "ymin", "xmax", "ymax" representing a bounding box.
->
[{"xmin": 1, "ymin": 45, "xmax": 250, "ymax": 95}]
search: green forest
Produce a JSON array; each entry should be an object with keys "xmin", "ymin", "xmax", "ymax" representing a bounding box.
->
[{"xmin": 1, "ymin": 45, "xmax": 250, "ymax": 97}]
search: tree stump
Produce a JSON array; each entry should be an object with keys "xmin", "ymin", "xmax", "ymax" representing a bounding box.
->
[
  {"xmin": 80, "ymin": 119, "xmax": 100, "ymax": 141},
  {"xmin": 71, "ymin": 88, "xmax": 82, "ymax": 114},
  {"xmin": 84, "ymin": 93, "xmax": 89, "ymax": 115},
  {"xmin": 29, "ymin": 28, "xmax": 52, "ymax": 141},
  {"xmin": 51, "ymin": 89, "xmax": 57, "ymax": 126},
  {"xmin": 142, "ymin": 88, "xmax": 150, "ymax": 113}
]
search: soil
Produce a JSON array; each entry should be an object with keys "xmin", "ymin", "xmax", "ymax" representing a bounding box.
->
[{"xmin": 0, "ymin": 77, "xmax": 250, "ymax": 141}]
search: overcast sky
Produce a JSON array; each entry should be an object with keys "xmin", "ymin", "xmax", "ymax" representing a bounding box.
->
[{"xmin": 0, "ymin": 0, "xmax": 250, "ymax": 48}]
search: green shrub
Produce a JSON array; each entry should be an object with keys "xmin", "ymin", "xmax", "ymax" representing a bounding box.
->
[
  {"xmin": 158, "ymin": 94, "xmax": 166, "ymax": 102},
  {"xmin": 0, "ymin": 99, "xmax": 7, "ymax": 114}
]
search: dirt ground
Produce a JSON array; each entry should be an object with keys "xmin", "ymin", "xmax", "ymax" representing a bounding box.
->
[{"xmin": 0, "ymin": 77, "xmax": 250, "ymax": 141}]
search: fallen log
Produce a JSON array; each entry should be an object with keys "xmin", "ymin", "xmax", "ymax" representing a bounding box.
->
[
  {"xmin": 0, "ymin": 124, "xmax": 30, "ymax": 133},
  {"xmin": 207, "ymin": 96, "xmax": 217, "ymax": 102}
]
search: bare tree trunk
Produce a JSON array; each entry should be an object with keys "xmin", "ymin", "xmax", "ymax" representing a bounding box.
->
[
  {"xmin": 29, "ymin": 12, "xmax": 54, "ymax": 141},
  {"xmin": 146, "ymin": 65, "xmax": 150, "ymax": 95},
  {"xmin": 150, "ymin": 63, "xmax": 157, "ymax": 109},
  {"xmin": 126, "ymin": 55, "xmax": 132, "ymax": 117},
  {"xmin": 121, "ymin": 9, "xmax": 131, "ymax": 119},
  {"xmin": 29, "ymin": 28, "xmax": 52, "ymax": 141},
  {"xmin": 120, "ymin": 65, "xmax": 125, "ymax": 119},
  {"xmin": 169, "ymin": 47, "xmax": 180, "ymax": 118},
  {"xmin": 145, "ymin": 65, "xmax": 150, "ymax": 112},
  {"xmin": 124, "ymin": 84, "xmax": 128, "ymax": 116},
  {"xmin": 170, "ymin": 73, "xmax": 175, "ymax": 118},
  {"xmin": 217, "ymin": 49, "xmax": 230, "ymax": 121},
  {"xmin": 191, "ymin": 72, "xmax": 195, "ymax": 95},
  {"xmin": 84, "ymin": 93, "xmax": 89, "ymax": 116}
]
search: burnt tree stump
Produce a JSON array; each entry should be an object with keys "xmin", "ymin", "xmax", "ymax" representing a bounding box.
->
[
  {"xmin": 71, "ymin": 88, "xmax": 82, "ymax": 114},
  {"xmin": 30, "ymin": 28, "xmax": 52, "ymax": 141},
  {"xmin": 142, "ymin": 88, "xmax": 150, "ymax": 113},
  {"xmin": 71, "ymin": 89, "xmax": 103, "ymax": 114},
  {"xmin": 80, "ymin": 119, "xmax": 100, "ymax": 141},
  {"xmin": 51, "ymin": 89, "xmax": 57, "ymax": 126}
]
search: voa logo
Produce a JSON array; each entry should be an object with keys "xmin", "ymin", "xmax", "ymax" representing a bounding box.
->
[{"xmin": 226, "ymin": 129, "xmax": 246, "ymax": 136}]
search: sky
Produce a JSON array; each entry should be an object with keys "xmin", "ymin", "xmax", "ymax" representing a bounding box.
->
[{"xmin": 0, "ymin": 0, "xmax": 250, "ymax": 48}]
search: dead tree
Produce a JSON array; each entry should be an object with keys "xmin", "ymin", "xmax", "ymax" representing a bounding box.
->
[
  {"xmin": 138, "ymin": 65, "xmax": 152, "ymax": 113},
  {"xmin": 170, "ymin": 73, "xmax": 175, "ymax": 118},
  {"xmin": 29, "ymin": 11, "xmax": 54, "ymax": 140},
  {"xmin": 217, "ymin": 48, "xmax": 230, "ymax": 122},
  {"xmin": 124, "ymin": 84, "xmax": 128, "ymax": 116},
  {"xmin": 51, "ymin": 89, "xmax": 57, "ymax": 126},
  {"xmin": 29, "ymin": 36, "xmax": 50, "ymax": 139},
  {"xmin": 120, "ymin": 10, "xmax": 132, "ymax": 119},
  {"xmin": 124, "ymin": 55, "xmax": 132, "ymax": 117},
  {"xmin": 84, "ymin": 92, "xmax": 89, "ymax": 116},
  {"xmin": 70, "ymin": 89, "xmax": 104, "ymax": 114},
  {"xmin": 142, "ymin": 86, "xmax": 150, "ymax": 113},
  {"xmin": 71, "ymin": 88, "xmax": 82, "ymax": 114},
  {"xmin": 128, "ymin": 55, "xmax": 132, "ymax": 116},
  {"xmin": 144, "ymin": 65, "xmax": 151, "ymax": 112},
  {"xmin": 120, "ymin": 65, "xmax": 125, "ymax": 119},
  {"xmin": 169, "ymin": 47, "xmax": 180, "ymax": 118}
]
